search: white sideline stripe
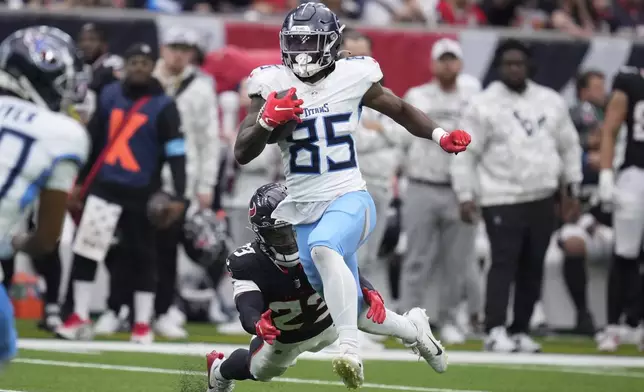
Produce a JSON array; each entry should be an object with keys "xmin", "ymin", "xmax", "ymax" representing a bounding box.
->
[
  {"xmin": 18, "ymin": 339, "xmax": 644, "ymax": 368},
  {"xmin": 465, "ymin": 364, "xmax": 644, "ymax": 379},
  {"xmin": 0, "ymin": 389, "xmax": 31, "ymax": 392},
  {"xmin": 13, "ymin": 358, "xmax": 487, "ymax": 392}
]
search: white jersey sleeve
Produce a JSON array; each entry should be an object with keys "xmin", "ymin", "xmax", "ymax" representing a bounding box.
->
[
  {"xmin": 334, "ymin": 56, "xmax": 383, "ymax": 98},
  {"xmin": 46, "ymin": 160, "xmax": 81, "ymax": 192},
  {"xmin": 246, "ymin": 65, "xmax": 292, "ymax": 100}
]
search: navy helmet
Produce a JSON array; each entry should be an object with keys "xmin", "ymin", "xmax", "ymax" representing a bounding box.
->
[
  {"xmin": 280, "ymin": 2, "xmax": 344, "ymax": 78},
  {"xmin": 249, "ymin": 183, "xmax": 299, "ymax": 267},
  {"xmin": 0, "ymin": 25, "xmax": 89, "ymax": 112},
  {"xmin": 182, "ymin": 208, "xmax": 231, "ymax": 268}
]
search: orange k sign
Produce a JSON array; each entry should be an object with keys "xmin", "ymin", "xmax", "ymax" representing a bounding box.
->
[{"xmin": 105, "ymin": 109, "xmax": 148, "ymax": 172}]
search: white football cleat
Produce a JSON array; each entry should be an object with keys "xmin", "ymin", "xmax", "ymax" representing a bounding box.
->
[
  {"xmin": 484, "ymin": 326, "xmax": 517, "ymax": 353},
  {"xmin": 206, "ymin": 351, "xmax": 235, "ymax": 392},
  {"xmin": 404, "ymin": 308, "xmax": 448, "ymax": 373},
  {"xmin": 512, "ymin": 333, "xmax": 541, "ymax": 353},
  {"xmin": 56, "ymin": 313, "xmax": 93, "ymax": 341},
  {"xmin": 167, "ymin": 305, "xmax": 187, "ymax": 327},
  {"xmin": 155, "ymin": 313, "xmax": 188, "ymax": 339},
  {"xmin": 93, "ymin": 310, "xmax": 121, "ymax": 336},
  {"xmin": 131, "ymin": 323, "xmax": 154, "ymax": 344},
  {"xmin": 217, "ymin": 320, "xmax": 246, "ymax": 335},
  {"xmin": 332, "ymin": 349, "xmax": 364, "ymax": 390},
  {"xmin": 440, "ymin": 323, "xmax": 466, "ymax": 345},
  {"xmin": 597, "ymin": 325, "xmax": 620, "ymax": 352}
]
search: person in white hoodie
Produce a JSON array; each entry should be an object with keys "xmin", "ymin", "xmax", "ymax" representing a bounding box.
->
[
  {"xmin": 154, "ymin": 27, "xmax": 220, "ymax": 339},
  {"xmin": 342, "ymin": 29, "xmax": 402, "ymax": 306},
  {"xmin": 398, "ymin": 39, "xmax": 482, "ymax": 345}
]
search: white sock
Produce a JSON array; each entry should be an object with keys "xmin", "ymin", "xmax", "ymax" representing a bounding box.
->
[
  {"xmin": 311, "ymin": 246, "xmax": 359, "ymax": 350},
  {"xmin": 358, "ymin": 307, "xmax": 417, "ymax": 343},
  {"xmin": 133, "ymin": 291, "xmax": 155, "ymax": 325},
  {"xmin": 73, "ymin": 281, "xmax": 94, "ymax": 320}
]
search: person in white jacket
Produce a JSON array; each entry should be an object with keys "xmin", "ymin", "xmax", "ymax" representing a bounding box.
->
[
  {"xmin": 451, "ymin": 39, "xmax": 582, "ymax": 353},
  {"xmin": 342, "ymin": 29, "xmax": 402, "ymax": 306},
  {"xmin": 153, "ymin": 27, "xmax": 220, "ymax": 338},
  {"xmin": 398, "ymin": 39, "xmax": 482, "ymax": 345}
]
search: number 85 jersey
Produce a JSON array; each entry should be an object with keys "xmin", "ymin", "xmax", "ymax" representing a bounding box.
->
[
  {"xmin": 246, "ymin": 57, "xmax": 383, "ymax": 221},
  {"xmin": 227, "ymin": 241, "xmax": 333, "ymax": 344}
]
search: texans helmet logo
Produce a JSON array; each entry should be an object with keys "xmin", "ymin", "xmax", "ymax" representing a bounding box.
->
[{"xmin": 249, "ymin": 202, "xmax": 257, "ymax": 218}]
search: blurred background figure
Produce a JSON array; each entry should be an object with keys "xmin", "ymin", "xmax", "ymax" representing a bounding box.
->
[
  {"xmin": 452, "ymin": 39, "xmax": 582, "ymax": 353},
  {"xmin": 341, "ymin": 28, "xmax": 402, "ymax": 350},
  {"xmin": 344, "ymin": 28, "xmax": 400, "ymax": 307},
  {"xmin": 398, "ymin": 38, "xmax": 481, "ymax": 345},
  {"xmin": 216, "ymin": 73, "xmax": 281, "ymax": 335},
  {"xmin": 555, "ymin": 70, "xmax": 610, "ymax": 336},
  {"xmin": 57, "ymin": 43, "xmax": 187, "ymax": 344},
  {"xmin": 150, "ymin": 27, "xmax": 220, "ymax": 339}
]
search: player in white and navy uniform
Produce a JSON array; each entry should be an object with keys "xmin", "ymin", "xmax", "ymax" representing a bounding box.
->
[
  {"xmin": 233, "ymin": 4, "xmax": 471, "ymax": 387},
  {"xmin": 206, "ymin": 184, "xmax": 440, "ymax": 392},
  {"xmin": 0, "ymin": 26, "xmax": 90, "ymax": 368}
]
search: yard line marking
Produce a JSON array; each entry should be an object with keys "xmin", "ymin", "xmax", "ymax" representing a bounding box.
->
[
  {"xmin": 18, "ymin": 339, "xmax": 644, "ymax": 368},
  {"xmin": 462, "ymin": 363, "xmax": 644, "ymax": 379},
  {"xmin": 0, "ymin": 389, "xmax": 32, "ymax": 392},
  {"xmin": 13, "ymin": 358, "xmax": 488, "ymax": 392}
]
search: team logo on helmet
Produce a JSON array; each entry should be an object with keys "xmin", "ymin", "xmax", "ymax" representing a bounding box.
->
[{"xmin": 249, "ymin": 202, "xmax": 257, "ymax": 218}]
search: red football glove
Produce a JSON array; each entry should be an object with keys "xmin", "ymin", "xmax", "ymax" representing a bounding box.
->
[
  {"xmin": 258, "ymin": 87, "xmax": 304, "ymax": 131},
  {"xmin": 439, "ymin": 129, "xmax": 471, "ymax": 154},
  {"xmin": 362, "ymin": 287, "xmax": 386, "ymax": 324},
  {"xmin": 255, "ymin": 310, "xmax": 281, "ymax": 345}
]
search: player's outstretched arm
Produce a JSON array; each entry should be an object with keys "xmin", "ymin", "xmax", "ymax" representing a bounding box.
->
[
  {"xmin": 234, "ymin": 96, "xmax": 271, "ymax": 165},
  {"xmin": 362, "ymin": 82, "xmax": 470, "ymax": 153}
]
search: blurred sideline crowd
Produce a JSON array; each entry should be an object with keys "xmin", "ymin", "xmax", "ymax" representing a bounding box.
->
[
  {"xmin": 1, "ymin": 17, "xmax": 642, "ymax": 354},
  {"xmin": 5, "ymin": 0, "xmax": 644, "ymax": 38}
]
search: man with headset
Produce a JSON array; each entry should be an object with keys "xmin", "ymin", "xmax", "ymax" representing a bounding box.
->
[{"xmin": 452, "ymin": 39, "xmax": 582, "ymax": 353}]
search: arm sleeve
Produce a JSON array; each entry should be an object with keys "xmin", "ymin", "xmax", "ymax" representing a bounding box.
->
[
  {"xmin": 157, "ymin": 102, "xmax": 187, "ymax": 198},
  {"xmin": 450, "ymin": 101, "xmax": 487, "ymax": 202},
  {"xmin": 235, "ymin": 290, "xmax": 265, "ymax": 335},
  {"xmin": 76, "ymin": 109, "xmax": 104, "ymax": 183},
  {"xmin": 194, "ymin": 78, "xmax": 220, "ymax": 194},
  {"xmin": 45, "ymin": 160, "xmax": 81, "ymax": 191},
  {"xmin": 555, "ymin": 98, "xmax": 583, "ymax": 185}
]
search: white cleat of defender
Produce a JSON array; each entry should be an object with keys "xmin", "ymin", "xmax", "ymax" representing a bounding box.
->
[
  {"xmin": 332, "ymin": 350, "xmax": 364, "ymax": 390},
  {"xmin": 206, "ymin": 351, "xmax": 235, "ymax": 392},
  {"xmin": 404, "ymin": 308, "xmax": 448, "ymax": 373}
]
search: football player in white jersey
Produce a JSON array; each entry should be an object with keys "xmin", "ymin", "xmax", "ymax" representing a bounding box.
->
[
  {"xmin": 0, "ymin": 26, "xmax": 90, "ymax": 368},
  {"xmin": 233, "ymin": 3, "xmax": 471, "ymax": 388}
]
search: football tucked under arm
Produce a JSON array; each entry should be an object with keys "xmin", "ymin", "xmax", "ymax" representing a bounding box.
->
[{"xmin": 266, "ymin": 89, "xmax": 300, "ymax": 144}]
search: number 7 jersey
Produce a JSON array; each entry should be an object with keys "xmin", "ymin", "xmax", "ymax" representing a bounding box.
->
[
  {"xmin": 246, "ymin": 57, "xmax": 383, "ymax": 221},
  {"xmin": 0, "ymin": 96, "xmax": 89, "ymax": 234}
]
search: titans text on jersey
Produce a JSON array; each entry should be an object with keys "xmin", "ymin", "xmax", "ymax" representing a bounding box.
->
[
  {"xmin": 246, "ymin": 56, "xmax": 382, "ymax": 211},
  {"xmin": 226, "ymin": 240, "xmax": 332, "ymax": 344}
]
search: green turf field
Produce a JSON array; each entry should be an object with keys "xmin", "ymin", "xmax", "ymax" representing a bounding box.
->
[{"xmin": 3, "ymin": 320, "xmax": 644, "ymax": 392}]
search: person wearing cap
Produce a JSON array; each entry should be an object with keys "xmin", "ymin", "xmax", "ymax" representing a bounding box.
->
[
  {"xmin": 57, "ymin": 42, "xmax": 187, "ymax": 345},
  {"xmin": 397, "ymin": 38, "xmax": 482, "ymax": 345},
  {"xmin": 152, "ymin": 27, "xmax": 220, "ymax": 339},
  {"xmin": 451, "ymin": 39, "xmax": 582, "ymax": 353},
  {"xmin": 343, "ymin": 28, "xmax": 401, "ymax": 309}
]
